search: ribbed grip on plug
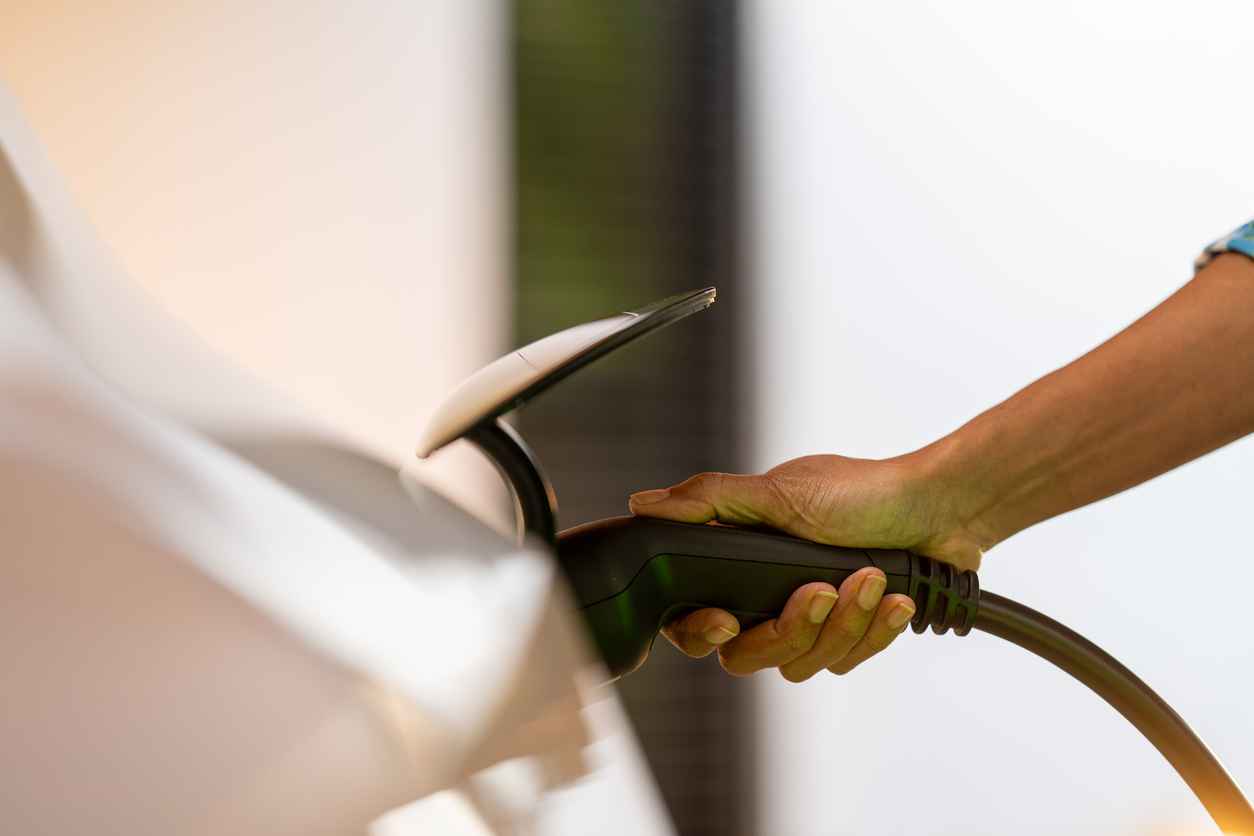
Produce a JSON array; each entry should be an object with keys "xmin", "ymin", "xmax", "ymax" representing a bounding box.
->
[{"xmin": 907, "ymin": 553, "xmax": 979, "ymax": 636}]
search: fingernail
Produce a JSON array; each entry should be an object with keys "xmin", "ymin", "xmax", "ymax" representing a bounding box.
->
[
  {"xmin": 887, "ymin": 601, "xmax": 916, "ymax": 629},
  {"xmin": 857, "ymin": 574, "xmax": 887, "ymax": 611},
  {"xmin": 807, "ymin": 590, "xmax": 839, "ymax": 624},
  {"xmin": 704, "ymin": 626, "xmax": 737, "ymax": 645},
  {"xmin": 630, "ymin": 488, "xmax": 671, "ymax": 506}
]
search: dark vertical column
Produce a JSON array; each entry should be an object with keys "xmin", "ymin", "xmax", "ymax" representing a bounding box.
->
[{"xmin": 511, "ymin": 3, "xmax": 753, "ymax": 835}]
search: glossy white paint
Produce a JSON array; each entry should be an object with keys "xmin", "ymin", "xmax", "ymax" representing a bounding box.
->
[
  {"xmin": 417, "ymin": 286, "xmax": 715, "ymax": 457},
  {"xmin": 0, "ymin": 0, "xmax": 511, "ymax": 521},
  {"xmin": 417, "ymin": 316, "xmax": 626, "ymax": 457},
  {"xmin": 0, "ymin": 4, "xmax": 675, "ymax": 834}
]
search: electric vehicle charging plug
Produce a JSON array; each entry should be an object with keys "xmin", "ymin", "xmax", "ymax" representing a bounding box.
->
[
  {"xmin": 556, "ymin": 514, "xmax": 979, "ymax": 677},
  {"xmin": 418, "ymin": 288, "xmax": 1254, "ymax": 833}
]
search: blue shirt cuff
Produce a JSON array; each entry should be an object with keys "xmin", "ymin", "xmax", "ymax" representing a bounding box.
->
[{"xmin": 1195, "ymin": 219, "xmax": 1254, "ymax": 272}]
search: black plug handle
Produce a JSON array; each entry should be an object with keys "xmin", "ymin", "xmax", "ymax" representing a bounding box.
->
[{"xmin": 557, "ymin": 516, "xmax": 978, "ymax": 678}]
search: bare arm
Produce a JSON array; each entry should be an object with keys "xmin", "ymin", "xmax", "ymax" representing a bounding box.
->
[
  {"xmin": 924, "ymin": 252, "xmax": 1254, "ymax": 555},
  {"xmin": 630, "ymin": 252, "xmax": 1254, "ymax": 680}
]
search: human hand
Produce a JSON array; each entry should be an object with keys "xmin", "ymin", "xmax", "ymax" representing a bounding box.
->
[{"xmin": 627, "ymin": 453, "xmax": 983, "ymax": 680}]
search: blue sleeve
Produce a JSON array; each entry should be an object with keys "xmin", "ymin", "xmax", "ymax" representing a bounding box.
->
[{"xmin": 1195, "ymin": 219, "xmax": 1254, "ymax": 272}]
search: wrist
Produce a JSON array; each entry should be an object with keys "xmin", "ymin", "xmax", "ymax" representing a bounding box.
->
[{"xmin": 896, "ymin": 431, "xmax": 1009, "ymax": 563}]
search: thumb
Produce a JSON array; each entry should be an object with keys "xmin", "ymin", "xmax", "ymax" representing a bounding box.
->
[{"xmin": 628, "ymin": 472, "xmax": 788, "ymax": 528}]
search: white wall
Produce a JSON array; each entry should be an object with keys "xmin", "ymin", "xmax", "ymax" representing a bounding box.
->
[
  {"xmin": 0, "ymin": 0, "xmax": 510, "ymax": 520},
  {"xmin": 746, "ymin": 3, "xmax": 1254, "ymax": 835}
]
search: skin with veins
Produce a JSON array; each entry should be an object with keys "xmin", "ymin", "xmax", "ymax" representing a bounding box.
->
[{"xmin": 631, "ymin": 253, "xmax": 1254, "ymax": 681}]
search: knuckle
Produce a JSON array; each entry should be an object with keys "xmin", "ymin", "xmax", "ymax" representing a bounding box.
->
[
  {"xmin": 866, "ymin": 632, "xmax": 895, "ymax": 653},
  {"xmin": 762, "ymin": 472, "xmax": 817, "ymax": 532},
  {"xmin": 785, "ymin": 631, "xmax": 813, "ymax": 654},
  {"xmin": 838, "ymin": 619, "xmax": 866, "ymax": 641},
  {"xmin": 779, "ymin": 665, "xmax": 813, "ymax": 684},
  {"xmin": 688, "ymin": 472, "xmax": 724, "ymax": 494}
]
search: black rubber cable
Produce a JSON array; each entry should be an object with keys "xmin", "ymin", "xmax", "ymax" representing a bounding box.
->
[
  {"xmin": 472, "ymin": 426, "xmax": 1253, "ymax": 832},
  {"xmin": 975, "ymin": 591, "xmax": 1254, "ymax": 834}
]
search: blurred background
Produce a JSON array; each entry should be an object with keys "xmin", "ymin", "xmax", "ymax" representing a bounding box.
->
[{"xmin": 3, "ymin": 1, "xmax": 1253, "ymax": 834}]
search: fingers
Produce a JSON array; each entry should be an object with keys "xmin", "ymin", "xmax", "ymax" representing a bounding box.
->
[
  {"xmin": 661, "ymin": 608, "xmax": 741, "ymax": 658},
  {"xmin": 825, "ymin": 591, "xmax": 914, "ymax": 676},
  {"xmin": 629, "ymin": 471, "xmax": 788, "ymax": 528},
  {"xmin": 715, "ymin": 582, "xmax": 839, "ymax": 676},
  {"xmin": 779, "ymin": 569, "xmax": 915, "ymax": 682},
  {"xmin": 663, "ymin": 574, "xmax": 915, "ymax": 679},
  {"xmin": 634, "ymin": 464, "xmax": 926, "ymax": 680}
]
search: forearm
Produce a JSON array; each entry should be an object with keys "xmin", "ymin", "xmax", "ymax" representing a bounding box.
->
[{"xmin": 917, "ymin": 253, "xmax": 1254, "ymax": 550}]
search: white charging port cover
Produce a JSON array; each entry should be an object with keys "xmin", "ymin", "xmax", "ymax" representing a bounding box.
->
[{"xmin": 416, "ymin": 287, "xmax": 716, "ymax": 458}]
